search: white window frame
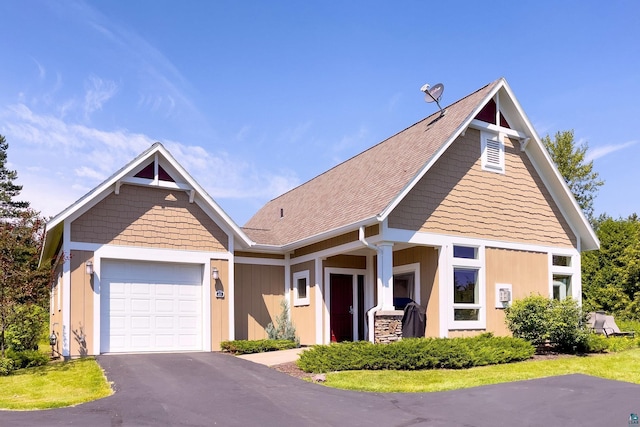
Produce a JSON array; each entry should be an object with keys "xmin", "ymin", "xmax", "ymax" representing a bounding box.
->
[
  {"xmin": 293, "ymin": 270, "xmax": 310, "ymax": 306},
  {"xmin": 550, "ymin": 253, "xmax": 575, "ymax": 301},
  {"xmin": 450, "ymin": 245, "xmax": 486, "ymax": 329},
  {"xmin": 481, "ymin": 131, "xmax": 505, "ymax": 174},
  {"xmin": 393, "ymin": 263, "xmax": 421, "ymax": 305}
]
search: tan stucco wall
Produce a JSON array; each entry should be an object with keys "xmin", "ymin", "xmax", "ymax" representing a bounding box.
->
[
  {"xmin": 210, "ymin": 259, "xmax": 230, "ymax": 350},
  {"xmin": 69, "ymin": 250, "xmax": 94, "ymax": 357},
  {"xmin": 484, "ymin": 247, "xmax": 549, "ymax": 336},
  {"xmin": 234, "ymin": 263, "xmax": 285, "ymax": 340},
  {"xmin": 393, "ymin": 246, "xmax": 439, "ymax": 337},
  {"xmin": 290, "ymin": 260, "xmax": 316, "ymax": 345},
  {"xmin": 71, "ymin": 185, "xmax": 229, "ymax": 251},
  {"xmin": 388, "ymin": 129, "xmax": 576, "ymax": 248}
]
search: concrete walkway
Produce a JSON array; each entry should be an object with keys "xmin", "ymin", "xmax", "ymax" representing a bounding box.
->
[{"xmin": 236, "ymin": 347, "xmax": 306, "ymax": 366}]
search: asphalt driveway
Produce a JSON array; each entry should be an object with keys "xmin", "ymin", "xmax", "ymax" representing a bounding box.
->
[{"xmin": 1, "ymin": 352, "xmax": 639, "ymax": 426}]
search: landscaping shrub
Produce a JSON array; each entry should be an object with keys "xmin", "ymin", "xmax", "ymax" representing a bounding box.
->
[
  {"xmin": 5, "ymin": 304, "xmax": 46, "ymax": 352},
  {"xmin": 0, "ymin": 357, "xmax": 15, "ymax": 376},
  {"xmin": 583, "ymin": 333, "xmax": 608, "ymax": 353},
  {"xmin": 6, "ymin": 349, "xmax": 49, "ymax": 369},
  {"xmin": 503, "ymin": 295, "xmax": 550, "ymax": 346},
  {"xmin": 265, "ymin": 299, "xmax": 298, "ymax": 343},
  {"xmin": 505, "ymin": 295, "xmax": 589, "ymax": 353},
  {"xmin": 220, "ymin": 339, "xmax": 298, "ymax": 354},
  {"xmin": 297, "ymin": 335, "xmax": 534, "ymax": 373}
]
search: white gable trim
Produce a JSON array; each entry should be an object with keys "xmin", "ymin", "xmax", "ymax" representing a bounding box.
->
[
  {"xmin": 378, "ymin": 79, "xmax": 598, "ymax": 252},
  {"xmin": 41, "ymin": 143, "xmax": 253, "ymax": 265},
  {"xmin": 378, "ymin": 80, "xmax": 504, "ymax": 222}
]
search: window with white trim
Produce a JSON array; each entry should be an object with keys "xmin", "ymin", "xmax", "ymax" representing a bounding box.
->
[
  {"xmin": 551, "ymin": 255, "xmax": 573, "ymax": 300},
  {"xmin": 451, "ymin": 245, "xmax": 485, "ymax": 329},
  {"xmin": 293, "ymin": 270, "xmax": 310, "ymax": 306},
  {"xmin": 481, "ymin": 131, "xmax": 505, "ymax": 173}
]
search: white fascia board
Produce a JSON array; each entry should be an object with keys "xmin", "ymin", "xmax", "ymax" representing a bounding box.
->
[
  {"xmin": 378, "ymin": 80, "xmax": 506, "ymax": 222},
  {"xmin": 468, "ymin": 119, "xmax": 527, "ymax": 139},
  {"xmin": 279, "ymin": 216, "xmax": 379, "ymax": 253},
  {"xmin": 386, "ymin": 227, "xmax": 579, "ymax": 256},
  {"xmin": 498, "ymin": 81, "xmax": 599, "ymax": 251}
]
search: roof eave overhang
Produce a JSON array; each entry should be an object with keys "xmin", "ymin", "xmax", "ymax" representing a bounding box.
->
[
  {"xmin": 377, "ymin": 78, "xmax": 599, "ymax": 252},
  {"xmin": 39, "ymin": 143, "xmax": 255, "ymax": 266},
  {"xmin": 276, "ymin": 216, "xmax": 380, "ymax": 253},
  {"xmin": 377, "ymin": 79, "xmax": 506, "ymax": 221}
]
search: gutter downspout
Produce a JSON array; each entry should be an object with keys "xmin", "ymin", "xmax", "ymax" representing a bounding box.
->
[{"xmin": 359, "ymin": 226, "xmax": 382, "ymax": 343}]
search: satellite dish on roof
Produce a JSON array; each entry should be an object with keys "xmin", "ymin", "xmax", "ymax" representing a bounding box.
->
[{"xmin": 420, "ymin": 82, "xmax": 447, "ymax": 117}]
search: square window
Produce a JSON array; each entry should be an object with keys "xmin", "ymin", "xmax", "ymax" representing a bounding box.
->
[{"xmin": 293, "ymin": 270, "xmax": 310, "ymax": 306}]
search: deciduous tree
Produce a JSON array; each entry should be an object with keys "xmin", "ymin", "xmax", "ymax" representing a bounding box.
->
[{"xmin": 542, "ymin": 130, "xmax": 603, "ymax": 221}]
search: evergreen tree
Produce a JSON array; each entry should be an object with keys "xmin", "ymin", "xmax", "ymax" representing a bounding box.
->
[
  {"xmin": 0, "ymin": 135, "xmax": 29, "ymax": 219},
  {"xmin": 542, "ymin": 130, "xmax": 603, "ymax": 221}
]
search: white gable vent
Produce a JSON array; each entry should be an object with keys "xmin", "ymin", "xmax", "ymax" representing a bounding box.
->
[{"xmin": 481, "ymin": 132, "xmax": 505, "ymax": 173}]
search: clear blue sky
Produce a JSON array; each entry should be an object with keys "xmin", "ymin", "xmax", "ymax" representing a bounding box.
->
[{"xmin": 1, "ymin": 1, "xmax": 638, "ymax": 225}]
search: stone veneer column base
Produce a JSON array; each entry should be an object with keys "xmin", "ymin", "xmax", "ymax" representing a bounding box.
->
[{"xmin": 374, "ymin": 310, "xmax": 404, "ymax": 343}]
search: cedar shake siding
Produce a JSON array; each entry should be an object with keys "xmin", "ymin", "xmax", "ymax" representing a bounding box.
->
[
  {"xmin": 71, "ymin": 185, "xmax": 229, "ymax": 251},
  {"xmin": 389, "ymin": 129, "xmax": 576, "ymax": 248}
]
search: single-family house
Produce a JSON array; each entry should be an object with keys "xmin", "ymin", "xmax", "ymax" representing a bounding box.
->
[{"xmin": 41, "ymin": 78, "xmax": 598, "ymax": 357}]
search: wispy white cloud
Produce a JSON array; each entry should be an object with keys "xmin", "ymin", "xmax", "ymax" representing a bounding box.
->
[
  {"xmin": 30, "ymin": 57, "xmax": 46, "ymax": 80},
  {"xmin": 278, "ymin": 121, "xmax": 313, "ymax": 144},
  {"xmin": 388, "ymin": 92, "xmax": 402, "ymax": 112},
  {"xmin": 586, "ymin": 140, "xmax": 637, "ymax": 162},
  {"xmin": 84, "ymin": 75, "xmax": 118, "ymax": 119},
  {"xmin": 2, "ymin": 104, "xmax": 298, "ymax": 218}
]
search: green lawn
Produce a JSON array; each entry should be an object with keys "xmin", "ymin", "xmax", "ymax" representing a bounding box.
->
[
  {"xmin": 323, "ymin": 348, "xmax": 640, "ymax": 393},
  {"xmin": 0, "ymin": 358, "xmax": 112, "ymax": 410}
]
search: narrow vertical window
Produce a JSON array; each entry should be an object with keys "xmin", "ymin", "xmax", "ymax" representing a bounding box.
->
[{"xmin": 293, "ymin": 270, "xmax": 310, "ymax": 306}]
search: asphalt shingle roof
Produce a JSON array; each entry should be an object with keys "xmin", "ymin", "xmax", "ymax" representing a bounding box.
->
[{"xmin": 243, "ymin": 79, "xmax": 500, "ymax": 246}]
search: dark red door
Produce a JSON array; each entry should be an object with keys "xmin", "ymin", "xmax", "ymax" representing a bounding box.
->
[{"xmin": 330, "ymin": 274, "xmax": 353, "ymax": 342}]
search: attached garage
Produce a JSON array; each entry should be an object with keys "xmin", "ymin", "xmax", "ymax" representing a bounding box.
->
[{"xmin": 100, "ymin": 260, "xmax": 204, "ymax": 353}]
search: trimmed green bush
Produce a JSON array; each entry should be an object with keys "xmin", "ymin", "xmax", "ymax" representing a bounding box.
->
[
  {"xmin": 6, "ymin": 349, "xmax": 50, "ymax": 369},
  {"xmin": 0, "ymin": 358, "xmax": 16, "ymax": 376},
  {"xmin": 5, "ymin": 304, "xmax": 46, "ymax": 352},
  {"xmin": 505, "ymin": 295, "xmax": 589, "ymax": 353},
  {"xmin": 297, "ymin": 335, "xmax": 534, "ymax": 373},
  {"xmin": 220, "ymin": 339, "xmax": 299, "ymax": 354}
]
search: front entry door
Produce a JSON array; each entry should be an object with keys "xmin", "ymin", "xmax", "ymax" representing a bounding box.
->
[{"xmin": 330, "ymin": 274, "xmax": 353, "ymax": 342}]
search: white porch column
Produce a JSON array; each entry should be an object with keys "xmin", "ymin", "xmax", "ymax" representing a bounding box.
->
[{"xmin": 378, "ymin": 242, "xmax": 394, "ymax": 310}]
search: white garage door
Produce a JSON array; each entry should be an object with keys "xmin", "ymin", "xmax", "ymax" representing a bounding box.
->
[{"xmin": 100, "ymin": 260, "xmax": 203, "ymax": 353}]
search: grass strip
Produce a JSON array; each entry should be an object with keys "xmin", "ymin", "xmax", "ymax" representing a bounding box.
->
[
  {"xmin": 323, "ymin": 349, "xmax": 640, "ymax": 393},
  {"xmin": 0, "ymin": 358, "xmax": 112, "ymax": 410}
]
